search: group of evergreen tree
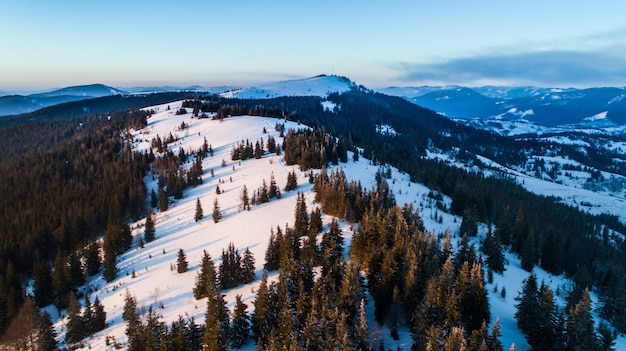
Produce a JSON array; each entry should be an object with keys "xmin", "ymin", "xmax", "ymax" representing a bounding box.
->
[
  {"xmin": 123, "ymin": 290, "xmax": 204, "ymax": 351},
  {"xmin": 252, "ymin": 204, "xmax": 369, "ymax": 350},
  {"xmin": 515, "ymin": 272, "xmax": 615, "ymax": 351},
  {"xmin": 248, "ymin": 174, "xmax": 282, "ymax": 206},
  {"xmin": 231, "ymin": 136, "xmax": 280, "ymax": 161},
  {"xmin": 193, "ymin": 245, "xmax": 256, "ymax": 299},
  {"xmin": 283, "ymin": 128, "xmax": 348, "ymax": 170},
  {"xmin": 218, "ymin": 243, "xmax": 256, "ymax": 289},
  {"xmin": 65, "ymin": 292, "xmax": 106, "ymax": 345}
]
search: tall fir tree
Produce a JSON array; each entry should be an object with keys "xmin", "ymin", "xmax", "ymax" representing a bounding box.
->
[
  {"xmin": 65, "ymin": 291, "xmax": 84, "ymax": 344},
  {"xmin": 38, "ymin": 310, "xmax": 58, "ymax": 351},
  {"xmin": 84, "ymin": 241, "xmax": 101, "ymax": 277},
  {"xmin": 92, "ymin": 296, "xmax": 106, "ymax": 332},
  {"xmin": 285, "ymin": 170, "xmax": 298, "ymax": 192},
  {"xmin": 159, "ymin": 187, "xmax": 169, "ymax": 212},
  {"xmin": 230, "ymin": 294, "xmax": 250, "ymax": 348},
  {"xmin": 482, "ymin": 225, "xmax": 505, "ymax": 274},
  {"xmin": 32, "ymin": 261, "xmax": 53, "ymax": 308},
  {"xmin": 241, "ymin": 185, "xmax": 250, "ymax": 211},
  {"xmin": 252, "ymin": 271, "xmax": 273, "ymax": 347},
  {"xmin": 102, "ymin": 235, "xmax": 117, "ymax": 282},
  {"xmin": 144, "ymin": 210, "xmax": 155, "ymax": 242},
  {"xmin": 212, "ymin": 197, "xmax": 223, "ymax": 223},
  {"xmin": 177, "ymin": 248, "xmax": 189, "ymax": 273},
  {"xmin": 565, "ymin": 288, "xmax": 597, "ymax": 351},
  {"xmin": 194, "ymin": 250, "xmax": 216, "ymax": 299},
  {"xmin": 194, "ymin": 198, "xmax": 204, "ymax": 222},
  {"xmin": 241, "ymin": 248, "xmax": 256, "ymax": 284}
]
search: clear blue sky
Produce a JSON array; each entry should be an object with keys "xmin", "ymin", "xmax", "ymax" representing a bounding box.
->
[{"xmin": 2, "ymin": 0, "xmax": 626, "ymax": 91}]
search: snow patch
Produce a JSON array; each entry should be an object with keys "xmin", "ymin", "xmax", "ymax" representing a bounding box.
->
[{"xmin": 376, "ymin": 124, "xmax": 398, "ymax": 136}]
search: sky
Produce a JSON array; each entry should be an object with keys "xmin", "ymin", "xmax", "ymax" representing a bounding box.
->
[{"xmin": 2, "ymin": 0, "xmax": 626, "ymax": 92}]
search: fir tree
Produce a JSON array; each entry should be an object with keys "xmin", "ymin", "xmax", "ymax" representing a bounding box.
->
[
  {"xmin": 177, "ymin": 248, "xmax": 189, "ymax": 273},
  {"xmin": 268, "ymin": 173, "xmax": 281, "ymax": 199},
  {"xmin": 252, "ymin": 271, "xmax": 273, "ymax": 346},
  {"xmin": 194, "ymin": 198, "xmax": 204, "ymax": 222},
  {"xmin": 285, "ymin": 170, "xmax": 298, "ymax": 192},
  {"xmin": 51, "ymin": 252, "xmax": 70, "ymax": 310},
  {"xmin": 230, "ymin": 294, "xmax": 250, "ymax": 348},
  {"xmin": 482, "ymin": 225, "xmax": 505, "ymax": 274},
  {"xmin": 144, "ymin": 210, "xmax": 155, "ymax": 242},
  {"xmin": 241, "ymin": 185, "xmax": 250, "ymax": 211},
  {"xmin": 460, "ymin": 209, "xmax": 478, "ymax": 236},
  {"xmin": 84, "ymin": 241, "xmax": 101, "ymax": 277},
  {"xmin": 213, "ymin": 197, "xmax": 223, "ymax": 223},
  {"xmin": 597, "ymin": 321, "xmax": 615, "ymax": 351},
  {"xmin": 487, "ymin": 317, "xmax": 504, "ymax": 351},
  {"xmin": 159, "ymin": 187, "xmax": 169, "ymax": 212},
  {"xmin": 92, "ymin": 296, "xmax": 106, "ymax": 332},
  {"xmin": 67, "ymin": 252, "xmax": 84, "ymax": 289},
  {"xmin": 203, "ymin": 271, "xmax": 230, "ymax": 351},
  {"xmin": 32, "ymin": 262, "xmax": 53, "ymax": 308},
  {"xmin": 241, "ymin": 248, "xmax": 256, "ymax": 284},
  {"xmin": 65, "ymin": 292, "xmax": 84, "ymax": 344},
  {"xmin": 540, "ymin": 230, "xmax": 562, "ymax": 275},
  {"xmin": 102, "ymin": 235, "xmax": 117, "ymax": 282},
  {"xmin": 194, "ymin": 250, "xmax": 216, "ymax": 299},
  {"xmin": 38, "ymin": 310, "xmax": 58, "ymax": 351},
  {"xmin": 566, "ymin": 288, "xmax": 597, "ymax": 351},
  {"xmin": 294, "ymin": 192, "xmax": 309, "ymax": 235}
]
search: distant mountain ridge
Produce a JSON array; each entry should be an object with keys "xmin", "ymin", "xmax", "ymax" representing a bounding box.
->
[
  {"xmin": 380, "ymin": 85, "xmax": 626, "ymax": 126},
  {"xmin": 0, "ymin": 84, "xmax": 126, "ymax": 116}
]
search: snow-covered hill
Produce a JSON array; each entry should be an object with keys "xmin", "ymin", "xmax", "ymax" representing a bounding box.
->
[
  {"xmin": 42, "ymin": 99, "xmax": 625, "ymax": 351},
  {"xmin": 220, "ymin": 75, "xmax": 355, "ymax": 99},
  {"xmin": 0, "ymin": 84, "xmax": 126, "ymax": 116}
]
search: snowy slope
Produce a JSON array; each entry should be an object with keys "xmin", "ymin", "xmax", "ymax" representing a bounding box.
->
[
  {"xmin": 48, "ymin": 100, "xmax": 625, "ymax": 350},
  {"xmin": 220, "ymin": 75, "xmax": 355, "ymax": 99}
]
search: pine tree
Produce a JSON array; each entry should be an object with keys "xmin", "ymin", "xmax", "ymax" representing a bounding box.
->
[
  {"xmin": 230, "ymin": 294, "xmax": 250, "ymax": 348},
  {"xmin": 65, "ymin": 291, "xmax": 84, "ymax": 344},
  {"xmin": 68, "ymin": 252, "xmax": 85, "ymax": 289},
  {"xmin": 51, "ymin": 252, "xmax": 70, "ymax": 310},
  {"xmin": 241, "ymin": 185, "xmax": 250, "ymax": 211},
  {"xmin": 159, "ymin": 187, "xmax": 169, "ymax": 212},
  {"xmin": 102, "ymin": 235, "xmax": 117, "ymax": 282},
  {"xmin": 597, "ymin": 321, "xmax": 615, "ymax": 351},
  {"xmin": 566, "ymin": 288, "xmax": 597, "ymax": 351},
  {"xmin": 460, "ymin": 209, "xmax": 478, "ymax": 236},
  {"xmin": 482, "ymin": 225, "xmax": 505, "ymax": 274},
  {"xmin": 32, "ymin": 261, "xmax": 53, "ymax": 308},
  {"xmin": 177, "ymin": 248, "xmax": 189, "ymax": 273},
  {"xmin": 487, "ymin": 317, "xmax": 504, "ymax": 351},
  {"xmin": 92, "ymin": 296, "xmax": 106, "ymax": 332},
  {"xmin": 268, "ymin": 173, "xmax": 281, "ymax": 199},
  {"xmin": 213, "ymin": 197, "xmax": 223, "ymax": 223},
  {"xmin": 252, "ymin": 271, "xmax": 273, "ymax": 346},
  {"xmin": 145, "ymin": 210, "xmax": 155, "ymax": 242},
  {"xmin": 241, "ymin": 248, "xmax": 256, "ymax": 284},
  {"xmin": 203, "ymin": 271, "xmax": 230, "ymax": 351},
  {"xmin": 38, "ymin": 310, "xmax": 58, "ymax": 351},
  {"xmin": 194, "ymin": 250, "xmax": 216, "ymax": 299},
  {"xmin": 285, "ymin": 170, "xmax": 298, "ymax": 191},
  {"xmin": 294, "ymin": 192, "xmax": 309, "ymax": 235},
  {"xmin": 540, "ymin": 230, "xmax": 562, "ymax": 275},
  {"xmin": 194, "ymin": 198, "xmax": 204, "ymax": 222},
  {"xmin": 84, "ymin": 241, "xmax": 101, "ymax": 276}
]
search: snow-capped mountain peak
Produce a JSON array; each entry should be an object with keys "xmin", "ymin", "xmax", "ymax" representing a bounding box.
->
[{"xmin": 220, "ymin": 75, "xmax": 356, "ymax": 99}]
